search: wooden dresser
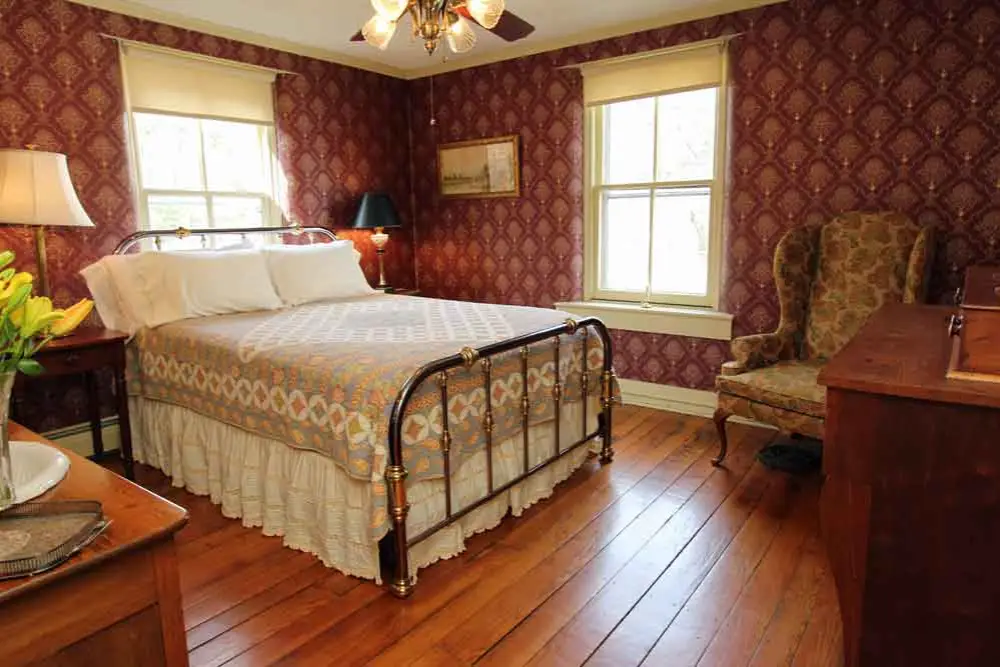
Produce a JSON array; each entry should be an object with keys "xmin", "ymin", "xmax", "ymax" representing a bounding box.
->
[
  {"xmin": 0, "ymin": 423, "xmax": 188, "ymax": 666},
  {"xmin": 819, "ymin": 303, "xmax": 1000, "ymax": 667}
]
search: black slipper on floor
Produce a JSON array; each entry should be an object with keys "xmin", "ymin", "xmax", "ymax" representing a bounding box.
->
[{"xmin": 755, "ymin": 440, "xmax": 822, "ymax": 474}]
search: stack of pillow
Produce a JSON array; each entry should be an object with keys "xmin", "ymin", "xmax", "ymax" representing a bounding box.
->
[{"xmin": 81, "ymin": 240, "xmax": 375, "ymax": 334}]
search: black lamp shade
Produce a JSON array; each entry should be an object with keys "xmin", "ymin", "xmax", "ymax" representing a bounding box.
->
[{"xmin": 351, "ymin": 192, "xmax": 402, "ymax": 230}]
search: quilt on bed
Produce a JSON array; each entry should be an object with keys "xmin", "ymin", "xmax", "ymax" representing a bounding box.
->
[{"xmin": 128, "ymin": 294, "xmax": 609, "ymax": 538}]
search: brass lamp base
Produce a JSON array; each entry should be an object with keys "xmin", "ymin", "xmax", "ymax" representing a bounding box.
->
[
  {"xmin": 33, "ymin": 225, "xmax": 50, "ymax": 297},
  {"xmin": 371, "ymin": 227, "xmax": 390, "ymax": 290}
]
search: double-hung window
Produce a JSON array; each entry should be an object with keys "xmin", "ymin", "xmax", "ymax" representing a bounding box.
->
[
  {"xmin": 583, "ymin": 40, "xmax": 729, "ymax": 309},
  {"xmin": 120, "ymin": 43, "xmax": 281, "ymax": 247}
]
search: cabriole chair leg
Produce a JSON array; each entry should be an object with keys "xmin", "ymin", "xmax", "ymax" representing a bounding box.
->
[{"xmin": 712, "ymin": 407, "xmax": 730, "ymax": 467}]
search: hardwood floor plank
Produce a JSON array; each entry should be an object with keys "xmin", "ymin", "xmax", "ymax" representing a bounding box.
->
[
  {"xmin": 521, "ymin": 424, "xmax": 773, "ymax": 667},
  {"xmin": 375, "ymin": 420, "xmax": 716, "ymax": 666},
  {"xmin": 179, "ymin": 530, "xmax": 288, "ymax": 596},
  {"xmin": 188, "ymin": 578, "xmax": 382, "ymax": 667},
  {"xmin": 185, "ymin": 563, "xmax": 346, "ymax": 652},
  {"xmin": 790, "ymin": 555, "xmax": 844, "ymax": 667},
  {"xmin": 278, "ymin": 412, "xmax": 699, "ymax": 666},
  {"xmin": 745, "ymin": 535, "xmax": 829, "ymax": 667},
  {"xmin": 184, "ymin": 547, "xmax": 321, "ymax": 628},
  {"xmin": 692, "ymin": 479, "xmax": 820, "ymax": 667},
  {"xmin": 641, "ymin": 476, "xmax": 816, "ymax": 666}
]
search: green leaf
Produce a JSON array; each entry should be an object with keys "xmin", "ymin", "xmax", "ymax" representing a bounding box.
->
[{"xmin": 16, "ymin": 358, "xmax": 43, "ymax": 376}]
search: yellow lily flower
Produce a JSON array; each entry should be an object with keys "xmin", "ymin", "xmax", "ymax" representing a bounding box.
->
[
  {"xmin": 16, "ymin": 296, "xmax": 64, "ymax": 338},
  {"xmin": 49, "ymin": 299, "xmax": 94, "ymax": 337},
  {"xmin": 0, "ymin": 250, "xmax": 14, "ymax": 272},
  {"xmin": 0, "ymin": 272, "xmax": 32, "ymax": 305}
]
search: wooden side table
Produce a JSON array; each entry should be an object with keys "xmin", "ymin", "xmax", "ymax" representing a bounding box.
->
[
  {"xmin": 0, "ymin": 422, "xmax": 188, "ymax": 667},
  {"xmin": 15, "ymin": 328, "xmax": 135, "ymax": 480}
]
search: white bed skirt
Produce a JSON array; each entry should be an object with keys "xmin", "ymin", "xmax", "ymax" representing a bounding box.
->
[{"xmin": 131, "ymin": 396, "xmax": 600, "ymax": 582}]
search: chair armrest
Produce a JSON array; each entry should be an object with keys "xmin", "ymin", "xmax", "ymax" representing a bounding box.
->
[{"xmin": 728, "ymin": 331, "xmax": 794, "ymax": 374}]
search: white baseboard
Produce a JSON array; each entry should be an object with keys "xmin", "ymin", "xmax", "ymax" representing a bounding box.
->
[
  {"xmin": 618, "ymin": 378, "xmax": 776, "ymax": 429},
  {"xmin": 43, "ymin": 418, "xmax": 122, "ymax": 459}
]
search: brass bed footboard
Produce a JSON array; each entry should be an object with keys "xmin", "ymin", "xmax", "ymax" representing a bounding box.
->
[{"xmin": 384, "ymin": 317, "xmax": 615, "ymax": 598}]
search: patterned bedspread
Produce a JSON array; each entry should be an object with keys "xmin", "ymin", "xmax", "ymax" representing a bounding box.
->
[{"xmin": 129, "ymin": 294, "xmax": 608, "ymax": 538}]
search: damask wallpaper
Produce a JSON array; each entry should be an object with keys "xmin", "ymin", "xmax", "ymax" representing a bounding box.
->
[
  {"xmin": 409, "ymin": 0, "xmax": 1000, "ymax": 390},
  {"xmin": 0, "ymin": 0, "xmax": 414, "ymax": 431}
]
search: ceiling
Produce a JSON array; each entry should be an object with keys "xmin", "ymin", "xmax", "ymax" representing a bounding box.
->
[{"xmin": 71, "ymin": 0, "xmax": 782, "ymax": 79}]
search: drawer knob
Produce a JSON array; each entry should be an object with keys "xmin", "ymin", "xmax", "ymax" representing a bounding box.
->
[{"xmin": 948, "ymin": 314, "xmax": 964, "ymax": 337}]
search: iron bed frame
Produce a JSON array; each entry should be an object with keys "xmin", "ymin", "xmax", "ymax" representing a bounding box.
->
[{"xmin": 114, "ymin": 225, "xmax": 616, "ymax": 598}]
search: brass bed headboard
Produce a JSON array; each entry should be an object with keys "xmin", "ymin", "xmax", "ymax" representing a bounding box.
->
[{"xmin": 113, "ymin": 225, "xmax": 338, "ymax": 255}]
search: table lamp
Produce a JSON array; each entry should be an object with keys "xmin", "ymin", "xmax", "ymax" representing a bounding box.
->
[
  {"xmin": 0, "ymin": 148, "xmax": 95, "ymax": 296},
  {"xmin": 350, "ymin": 192, "xmax": 403, "ymax": 290}
]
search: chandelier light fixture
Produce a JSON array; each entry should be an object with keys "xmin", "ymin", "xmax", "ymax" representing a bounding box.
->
[{"xmin": 360, "ymin": 0, "xmax": 511, "ymax": 55}]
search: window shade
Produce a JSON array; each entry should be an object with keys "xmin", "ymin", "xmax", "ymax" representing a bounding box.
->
[
  {"xmin": 121, "ymin": 43, "xmax": 277, "ymax": 124},
  {"xmin": 581, "ymin": 39, "xmax": 727, "ymax": 107}
]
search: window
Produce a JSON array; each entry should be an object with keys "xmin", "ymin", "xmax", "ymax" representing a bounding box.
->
[
  {"xmin": 132, "ymin": 113, "xmax": 278, "ymax": 233},
  {"xmin": 583, "ymin": 40, "xmax": 729, "ymax": 309},
  {"xmin": 119, "ymin": 42, "xmax": 282, "ymax": 247}
]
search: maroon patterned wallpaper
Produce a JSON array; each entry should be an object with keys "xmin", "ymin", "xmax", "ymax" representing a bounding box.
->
[
  {"xmin": 0, "ymin": 0, "xmax": 414, "ymax": 431},
  {"xmin": 409, "ymin": 0, "xmax": 1000, "ymax": 390}
]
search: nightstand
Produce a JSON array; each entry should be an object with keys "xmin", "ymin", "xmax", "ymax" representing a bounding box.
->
[{"xmin": 14, "ymin": 328, "xmax": 135, "ymax": 480}]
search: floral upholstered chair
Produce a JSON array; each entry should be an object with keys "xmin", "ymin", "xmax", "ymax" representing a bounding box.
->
[{"xmin": 712, "ymin": 211, "xmax": 934, "ymax": 465}]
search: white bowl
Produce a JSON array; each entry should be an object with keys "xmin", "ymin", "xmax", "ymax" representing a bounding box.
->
[{"xmin": 6, "ymin": 440, "xmax": 70, "ymax": 504}]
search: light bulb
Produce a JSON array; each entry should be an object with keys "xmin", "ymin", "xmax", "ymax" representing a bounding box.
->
[
  {"xmin": 370, "ymin": 0, "xmax": 408, "ymax": 20},
  {"xmin": 446, "ymin": 15, "xmax": 477, "ymax": 54},
  {"xmin": 466, "ymin": 0, "xmax": 504, "ymax": 29},
  {"xmin": 362, "ymin": 13, "xmax": 397, "ymax": 50}
]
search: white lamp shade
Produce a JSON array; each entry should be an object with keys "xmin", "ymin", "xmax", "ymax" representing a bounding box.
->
[
  {"xmin": 370, "ymin": 0, "xmax": 408, "ymax": 20},
  {"xmin": 467, "ymin": 0, "xmax": 504, "ymax": 29},
  {"xmin": 362, "ymin": 14, "xmax": 398, "ymax": 51},
  {"xmin": 447, "ymin": 16, "xmax": 477, "ymax": 54},
  {"xmin": 0, "ymin": 149, "xmax": 94, "ymax": 228}
]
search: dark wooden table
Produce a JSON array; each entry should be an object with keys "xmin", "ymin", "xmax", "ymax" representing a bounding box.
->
[
  {"xmin": 819, "ymin": 303, "xmax": 1000, "ymax": 667},
  {"xmin": 0, "ymin": 422, "xmax": 188, "ymax": 666},
  {"xmin": 17, "ymin": 327, "xmax": 135, "ymax": 479}
]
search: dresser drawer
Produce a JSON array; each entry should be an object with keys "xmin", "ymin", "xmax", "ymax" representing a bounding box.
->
[{"xmin": 35, "ymin": 344, "xmax": 119, "ymax": 376}]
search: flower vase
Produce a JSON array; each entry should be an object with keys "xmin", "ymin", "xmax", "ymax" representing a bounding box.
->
[{"xmin": 0, "ymin": 371, "xmax": 15, "ymax": 511}]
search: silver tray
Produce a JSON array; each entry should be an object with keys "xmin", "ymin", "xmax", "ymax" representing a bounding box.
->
[{"xmin": 0, "ymin": 501, "xmax": 110, "ymax": 579}]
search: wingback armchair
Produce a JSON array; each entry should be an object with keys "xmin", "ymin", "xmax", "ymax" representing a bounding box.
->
[{"xmin": 713, "ymin": 211, "xmax": 934, "ymax": 465}]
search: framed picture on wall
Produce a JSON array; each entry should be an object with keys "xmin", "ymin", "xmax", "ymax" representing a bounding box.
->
[{"xmin": 437, "ymin": 135, "xmax": 521, "ymax": 198}]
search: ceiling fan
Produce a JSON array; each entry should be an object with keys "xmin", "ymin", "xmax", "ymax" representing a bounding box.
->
[{"xmin": 350, "ymin": 0, "xmax": 536, "ymax": 56}]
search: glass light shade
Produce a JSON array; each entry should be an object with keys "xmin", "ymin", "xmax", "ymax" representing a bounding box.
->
[
  {"xmin": 466, "ymin": 0, "xmax": 504, "ymax": 29},
  {"xmin": 0, "ymin": 149, "xmax": 93, "ymax": 228},
  {"xmin": 370, "ymin": 0, "xmax": 408, "ymax": 20},
  {"xmin": 362, "ymin": 14, "xmax": 398, "ymax": 51},
  {"xmin": 446, "ymin": 16, "xmax": 477, "ymax": 54}
]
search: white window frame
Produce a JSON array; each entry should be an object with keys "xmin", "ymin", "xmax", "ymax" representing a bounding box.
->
[
  {"xmin": 127, "ymin": 110, "xmax": 283, "ymax": 232},
  {"xmin": 582, "ymin": 44, "xmax": 730, "ymax": 312}
]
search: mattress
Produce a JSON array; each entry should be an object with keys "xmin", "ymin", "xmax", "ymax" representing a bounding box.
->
[{"xmin": 128, "ymin": 293, "xmax": 606, "ymax": 540}]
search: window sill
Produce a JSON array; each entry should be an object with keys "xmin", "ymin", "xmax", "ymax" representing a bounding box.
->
[{"xmin": 555, "ymin": 300, "xmax": 733, "ymax": 341}]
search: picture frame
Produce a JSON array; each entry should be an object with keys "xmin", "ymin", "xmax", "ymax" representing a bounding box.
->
[{"xmin": 437, "ymin": 135, "xmax": 521, "ymax": 198}]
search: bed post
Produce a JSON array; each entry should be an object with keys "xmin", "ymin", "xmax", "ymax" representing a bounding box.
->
[
  {"xmin": 595, "ymin": 322, "xmax": 615, "ymax": 464},
  {"xmin": 386, "ymin": 458, "xmax": 413, "ymax": 598}
]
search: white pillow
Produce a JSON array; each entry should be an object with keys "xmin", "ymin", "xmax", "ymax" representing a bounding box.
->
[
  {"xmin": 79, "ymin": 257, "xmax": 133, "ymax": 333},
  {"xmin": 83, "ymin": 249, "xmax": 282, "ymax": 330},
  {"xmin": 264, "ymin": 241, "xmax": 374, "ymax": 306}
]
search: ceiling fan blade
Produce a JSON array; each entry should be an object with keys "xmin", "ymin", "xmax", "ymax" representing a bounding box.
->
[
  {"xmin": 489, "ymin": 10, "xmax": 535, "ymax": 42},
  {"xmin": 455, "ymin": 6, "xmax": 535, "ymax": 42},
  {"xmin": 350, "ymin": 28, "xmax": 365, "ymax": 42}
]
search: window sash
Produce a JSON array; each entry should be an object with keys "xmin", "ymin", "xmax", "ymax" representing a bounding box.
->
[
  {"xmin": 129, "ymin": 111, "xmax": 281, "ymax": 231},
  {"xmin": 585, "ymin": 74, "xmax": 728, "ymax": 309}
]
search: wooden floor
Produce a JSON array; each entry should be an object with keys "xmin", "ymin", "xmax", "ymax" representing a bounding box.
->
[{"xmin": 122, "ymin": 406, "xmax": 844, "ymax": 667}]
